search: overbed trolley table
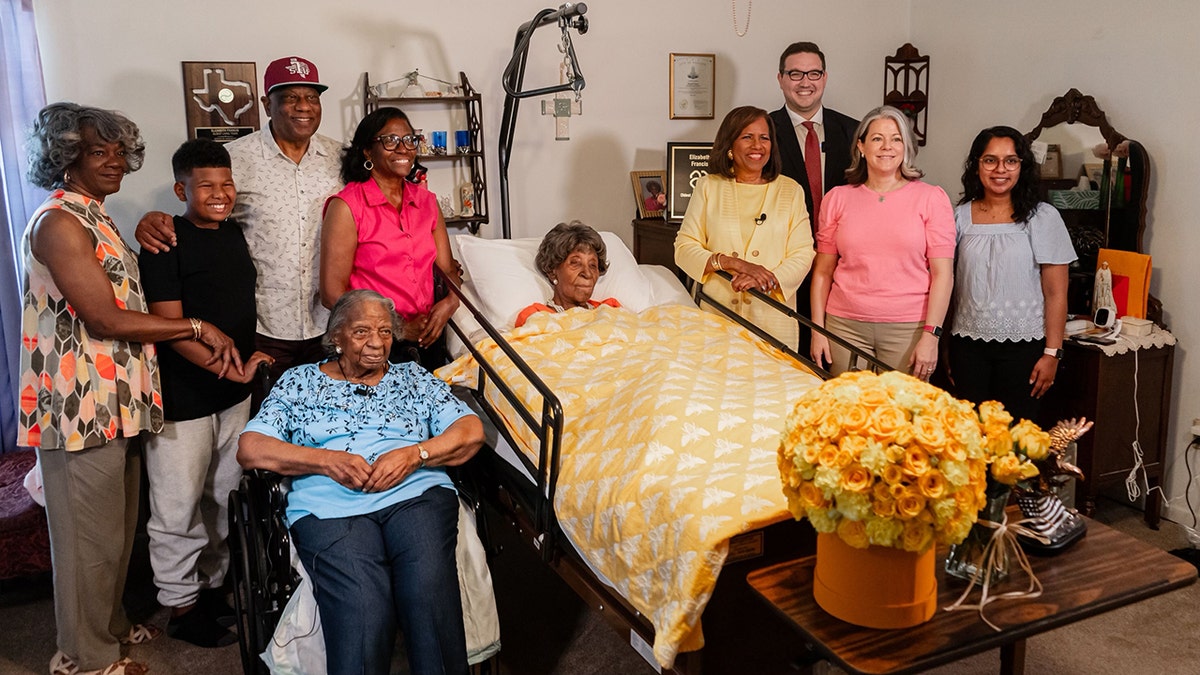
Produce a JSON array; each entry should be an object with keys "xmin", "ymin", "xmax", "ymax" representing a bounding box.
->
[{"xmin": 746, "ymin": 516, "xmax": 1195, "ymax": 674}]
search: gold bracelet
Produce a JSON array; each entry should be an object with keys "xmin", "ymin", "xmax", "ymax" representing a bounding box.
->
[
  {"xmin": 711, "ymin": 252, "xmax": 723, "ymax": 271},
  {"xmin": 188, "ymin": 318, "xmax": 203, "ymax": 341}
]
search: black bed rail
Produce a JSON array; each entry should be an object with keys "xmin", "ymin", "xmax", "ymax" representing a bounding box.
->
[
  {"xmin": 439, "ymin": 268, "xmax": 565, "ymax": 558},
  {"xmin": 693, "ymin": 271, "xmax": 893, "ymax": 376}
]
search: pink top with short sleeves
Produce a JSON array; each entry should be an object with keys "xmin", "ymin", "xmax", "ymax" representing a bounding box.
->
[
  {"xmin": 815, "ymin": 180, "xmax": 956, "ymax": 323},
  {"xmin": 326, "ymin": 178, "xmax": 439, "ymax": 318}
]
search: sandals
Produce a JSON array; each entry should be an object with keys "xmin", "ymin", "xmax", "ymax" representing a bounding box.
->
[
  {"xmin": 49, "ymin": 653, "xmax": 148, "ymax": 675},
  {"xmin": 118, "ymin": 624, "xmax": 161, "ymax": 646},
  {"xmin": 49, "ymin": 651, "xmax": 78, "ymax": 675}
]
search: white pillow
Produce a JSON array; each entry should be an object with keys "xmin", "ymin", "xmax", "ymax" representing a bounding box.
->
[{"xmin": 455, "ymin": 232, "xmax": 654, "ymax": 329}]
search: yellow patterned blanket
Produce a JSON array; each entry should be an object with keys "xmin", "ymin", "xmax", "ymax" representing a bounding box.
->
[{"xmin": 438, "ymin": 303, "xmax": 822, "ymax": 668}]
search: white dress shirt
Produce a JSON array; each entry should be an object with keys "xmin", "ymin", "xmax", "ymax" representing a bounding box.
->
[
  {"xmin": 225, "ymin": 126, "xmax": 343, "ymax": 340},
  {"xmin": 785, "ymin": 105, "xmax": 828, "ymax": 180}
]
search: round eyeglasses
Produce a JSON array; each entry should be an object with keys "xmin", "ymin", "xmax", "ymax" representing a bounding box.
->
[
  {"xmin": 980, "ymin": 156, "xmax": 1021, "ymax": 170},
  {"xmin": 782, "ymin": 69, "xmax": 825, "ymax": 82},
  {"xmin": 374, "ymin": 134, "xmax": 421, "ymax": 151}
]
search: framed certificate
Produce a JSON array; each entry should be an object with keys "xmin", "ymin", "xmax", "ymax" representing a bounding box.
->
[
  {"xmin": 182, "ymin": 62, "xmax": 260, "ymax": 143},
  {"xmin": 669, "ymin": 53, "xmax": 715, "ymax": 120},
  {"xmin": 666, "ymin": 142, "xmax": 712, "ymax": 221}
]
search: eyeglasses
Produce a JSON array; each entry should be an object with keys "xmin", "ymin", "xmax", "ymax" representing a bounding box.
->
[
  {"xmin": 980, "ymin": 155, "xmax": 1021, "ymax": 170},
  {"xmin": 374, "ymin": 134, "xmax": 421, "ymax": 151},
  {"xmin": 782, "ymin": 69, "xmax": 825, "ymax": 82}
]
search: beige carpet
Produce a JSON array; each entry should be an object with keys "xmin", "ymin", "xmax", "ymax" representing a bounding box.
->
[{"xmin": 1, "ymin": 497, "xmax": 1196, "ymax": 675}]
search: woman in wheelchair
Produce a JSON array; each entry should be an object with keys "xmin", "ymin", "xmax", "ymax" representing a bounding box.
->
[{"xmin": 237, "ymin": 289, "xmax": 484, "ymax": 675}]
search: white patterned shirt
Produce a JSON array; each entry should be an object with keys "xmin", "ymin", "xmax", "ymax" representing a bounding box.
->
[{"xmin": 226, "ymin": 126, "xmax": 343, "ymax": 340}]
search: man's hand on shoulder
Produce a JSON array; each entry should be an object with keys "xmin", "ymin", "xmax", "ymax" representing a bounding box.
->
[{"xmin": 135, "ymin": 211, "xmax": 177, "ymax": 253}]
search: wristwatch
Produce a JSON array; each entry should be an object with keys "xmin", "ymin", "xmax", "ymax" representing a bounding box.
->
[
  {"xmin": 417, "ymin": 443, "xmax": 429, "ymax": 469},
  {"xmin": 922, "ymin": 324, "xmax": 943, "ymax": 338},
  {"xmin": 1044, "ymin": 347, "xmax": 1064, "ymax": 359}
]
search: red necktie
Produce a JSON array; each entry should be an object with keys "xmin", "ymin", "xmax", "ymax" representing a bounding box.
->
[{"xmin": 802, "ymin": 120, "xmax": 822, "ymax": 227}]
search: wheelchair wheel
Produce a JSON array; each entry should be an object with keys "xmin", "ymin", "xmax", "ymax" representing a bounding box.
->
[{"xmin": 229, "ymin": 470, "xmax": 297, "ymax": 675}]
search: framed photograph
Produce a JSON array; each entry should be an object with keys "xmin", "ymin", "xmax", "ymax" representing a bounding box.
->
[
  {"xmin": 669, "ymin": 53, "xmax": 715, "ymax": 120},
  {"xmin": 631, "ymin": 171, "xmax": 666, "ymax": 219},
  {"xmin": 1041, "ymin": 143, "xmax": 1063, "ymax": 179},
  {"xmin": 181, "ymin": 61, "xmax": 260, "ymax": 143},
  {"xmin": 666, "ymin": 142, "xmax": 712, "ymax": 221}
]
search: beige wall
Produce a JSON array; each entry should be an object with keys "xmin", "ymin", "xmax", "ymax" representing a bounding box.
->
[
  {"xmin": 34, "ymin": 0, "xmax": 1200, "ymax": 525},
  {"xmin": 911, "ymin": 0, "xmax": 1200, "ymax": 528}
]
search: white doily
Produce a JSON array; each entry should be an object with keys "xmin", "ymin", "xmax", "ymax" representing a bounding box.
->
[{"xmin": 1076, "ymin": 326, "xmax": 1176, "ymax": 356}]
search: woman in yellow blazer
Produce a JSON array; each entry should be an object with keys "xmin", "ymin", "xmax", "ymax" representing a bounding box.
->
[{"xmin": 674, "ymin": 105, "xmax": 814, "ymax": 349}]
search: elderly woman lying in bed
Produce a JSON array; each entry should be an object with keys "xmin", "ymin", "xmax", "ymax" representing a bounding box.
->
[{"xmin": 514, "ymin": 220, "xmax": 621, "ymax": 327}]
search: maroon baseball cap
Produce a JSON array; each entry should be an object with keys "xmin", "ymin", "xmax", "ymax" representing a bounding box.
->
[{"xmin": 263, "ymin": 56, "xmax": 328, "ymax": 95}]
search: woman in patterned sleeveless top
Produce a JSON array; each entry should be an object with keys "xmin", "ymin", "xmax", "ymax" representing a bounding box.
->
[{"xmin": 21, "ymin": 103, "xmax": 241, "ymax": 675}]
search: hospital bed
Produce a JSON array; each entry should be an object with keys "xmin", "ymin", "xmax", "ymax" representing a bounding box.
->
[{"xmin": 440, "ymin": 233, "xmax": 888, "ymax": 673}]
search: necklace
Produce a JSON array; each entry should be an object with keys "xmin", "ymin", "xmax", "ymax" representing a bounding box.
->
[
  {"xmin": 335, "ymin": 358, "xmax": 376, "ymax": 386},
  {"xmin": 731, "ymin": 0, "xmax": 752, "ymax": 37},
  {"xmin": 865, "ymin": 179, "xmax": 907, "ymax": 203}
]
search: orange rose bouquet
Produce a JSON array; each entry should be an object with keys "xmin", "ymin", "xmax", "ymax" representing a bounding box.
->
[{"xmin": 777, "ymin": 371, "xmax": 1045, "ymax": 554}]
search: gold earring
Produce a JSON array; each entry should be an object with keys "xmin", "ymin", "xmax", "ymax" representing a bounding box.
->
[
  {"xmin": 727, "ymin": 150, "xmax": 734, "ymax": 160},
  {"xmin": 335, "ymin": 345, "xmax": 343, "ymax": 354},
  {"xmin": 63, "ymin": 170, "xmax": 72, "ymax": 185}
]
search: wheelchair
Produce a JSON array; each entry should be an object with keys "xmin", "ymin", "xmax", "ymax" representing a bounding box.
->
[{"xmin": 226, "ymin": 366, "xmax": 500, "ymax": 674}]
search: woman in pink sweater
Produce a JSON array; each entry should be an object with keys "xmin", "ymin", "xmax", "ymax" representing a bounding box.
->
[{"xmin": 809, "ymin": 106, "xmax": 955, "ymax": 379}]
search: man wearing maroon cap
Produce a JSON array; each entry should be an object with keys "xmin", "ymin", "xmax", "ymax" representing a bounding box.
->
[{"xmin": 139, "ymin": 56, "xmax": 343, "ymax": 392}]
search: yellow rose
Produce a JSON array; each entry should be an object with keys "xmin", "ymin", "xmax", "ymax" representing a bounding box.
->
[
  {"xmin": 816, "ymin": 409, "xmax": 843, "ymax": 439},
  {"xmin": 840, "ymin": 464, "xmax": 874, "ymax": 493},
  {"xmin": 984, "ymin": 428, "xmax": 1013, "ymax": 458},
  {"xmin": 837, "ymin": 518, "xmax": 871, "ymax": 549},
  {"xmin": 881, "ymin": 463, "xmax": 904, "ymax": 486},
  {"xmin": 840, "ymin": 404, "xmax": 872, "ymax": 434},
  {"xmin": 834, "ymin": 449, "xmax": 855, "ymax": 469},
  {"xmin": 859, "ymin": 386, "xmax": 891, "ymax": 409},
  {"xmin": 802, "ymin": 442, "xmax": 821, "ymax": 464},
  {"xmin": 990, "ymin": 454, "xmax": 1024, "ymax": 485},
  {"xmin": 978, "ymin": 401, "xmax": 1013, "ymax": 429},
  {"xmin": 872, "ymin": 494, "xmax": 897, "ymax": 519},
  {"xmin": 912, "ymin": 414, "xmax": 949, "ymax": 452},
  {"xmin": 899, "ymin": 519, "xmax": 934, "ymax": 553},
  {"xmin": 838, "ymin": 434, "xmax": 869, "ymax": 461},
  {"xmin": 903, "ymin": 447, "xmax": 931, "ymax": 476},
  {"xmin": 800, "ymin": 481, "xmax": 830, "ymax": 509},
  {"xmin": 917, "ymin": 470, "xmax": 947, "ymax": 499},
  {"xmin": 869, "ymin": 405, "xmax": 909, "ymax": 443},
  {"xmin": 895, "ymin": 489, "xmax": 927, "ymax": 520},
  {"xmin": 816, "ymin": 444, "xmax": 840, "ymax": 468},
  {"xmin": 1012, "ymin": 419, "xmax": 1052, "ymax": 460}
]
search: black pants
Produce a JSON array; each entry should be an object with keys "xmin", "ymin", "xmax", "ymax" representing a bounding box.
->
[{"xmin": 948, "ymin": 335, "xmax": 1045, "ymax": 422}]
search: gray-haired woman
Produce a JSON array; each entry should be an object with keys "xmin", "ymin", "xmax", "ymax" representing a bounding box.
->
[
  {"xmin": 20, "ymin": 102, "xmax": 240, "ymax": 675},
  {"xmin": 515, "ymin": 220, "xmax": 620, "ymax": 327},
  {"xmin": 809, "ymin": 105, "xmax": 956, "ymax": 380},
  {"xmin": 238, "ymin": 289, "xmax": 483, "ymax": 675}
]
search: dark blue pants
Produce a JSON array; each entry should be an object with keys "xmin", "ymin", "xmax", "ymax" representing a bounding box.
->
[
  {"xmin": 948, "ymin": 335, "xmax": 1045, "ymax": 423},
  {"xmin": 291, "ymin": 486, "xmax": 468, "ymax": 675}
]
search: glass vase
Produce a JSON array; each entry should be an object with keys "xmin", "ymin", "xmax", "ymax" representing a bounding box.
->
[{"xmin": 945, "ymin": 487, "xmax": 1011, "ymax": 585}]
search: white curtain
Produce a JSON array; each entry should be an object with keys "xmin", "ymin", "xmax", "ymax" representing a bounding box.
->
[{"xmin": 0, "ymin": 0, "xmax": 47, "ymax": 453}]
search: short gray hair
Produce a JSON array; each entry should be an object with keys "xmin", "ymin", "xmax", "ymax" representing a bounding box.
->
[
  {"xmin": 844, "ymin": 105, "xmax": 924, "ymax": 186},
  {"xmin": 534, "ymin": 221, "xmax": 608, "ymax": 280},
  {"xmin": 322, "ymin": 289, "xmax": 403, "ymax": 357},
  {"xmin": 27, "ymin": 102, "xmax": 146, "ymax": 190}
]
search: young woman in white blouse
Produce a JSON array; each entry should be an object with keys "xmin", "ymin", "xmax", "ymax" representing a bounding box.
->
[{"xmin": 948, "ymin": 126, "xmax": 1077, "ymax": 421}]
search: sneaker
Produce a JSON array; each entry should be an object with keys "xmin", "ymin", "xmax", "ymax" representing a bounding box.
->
[
  {"xmin": 166, "ymin": 606, "xmax": 238, "ymax": 649},
  {"xmin": 198, "ymin": 588, "xmax": 237, "ymax": 629}
]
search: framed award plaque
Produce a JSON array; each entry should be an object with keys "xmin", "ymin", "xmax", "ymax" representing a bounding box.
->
[{"xmin": 182, "ymin": 62, "xmax": 260, "ymax": 143}]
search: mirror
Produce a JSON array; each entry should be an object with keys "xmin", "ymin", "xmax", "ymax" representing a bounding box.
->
[{"xmin": 1025, "ymin": 89, "xmax": 1152, "ymax": 318}]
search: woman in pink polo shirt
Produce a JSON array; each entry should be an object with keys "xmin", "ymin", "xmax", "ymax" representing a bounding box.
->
[
  {"xmin": 809, "ymin": 106, "xmax": 955, "ymax": 380},
  {"xmin": 320, "ymin": 107, "xmax": 460, "ymax": 371}
]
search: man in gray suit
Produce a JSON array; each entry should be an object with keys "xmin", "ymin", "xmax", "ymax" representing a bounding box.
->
[{"xmin": 769, "ymin": 42, "xmax": 858, "ymax": 348}]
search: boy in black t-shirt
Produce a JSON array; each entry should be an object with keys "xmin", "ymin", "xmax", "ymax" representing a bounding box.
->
[{"xmin": 138, "ymin": 139, "xmax": 272, "ymax": 648}]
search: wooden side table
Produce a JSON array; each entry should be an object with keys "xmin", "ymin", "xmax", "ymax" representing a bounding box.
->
[
  {"xmin": 1040, "ymin": 339, "xmax": 1174, "ymax": 528},
  {"xmin": 631, "ymin": 217, "xmax": 683, "ymax": 281},
  {"xmin": 746, "ymin": 517, "xmax": 1196, "ymax": 675}
]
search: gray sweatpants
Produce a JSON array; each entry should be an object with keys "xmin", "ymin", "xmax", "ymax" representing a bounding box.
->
[{"xmin": 143, "ymin": 397, "xmax": 249, "ymax": 608}]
